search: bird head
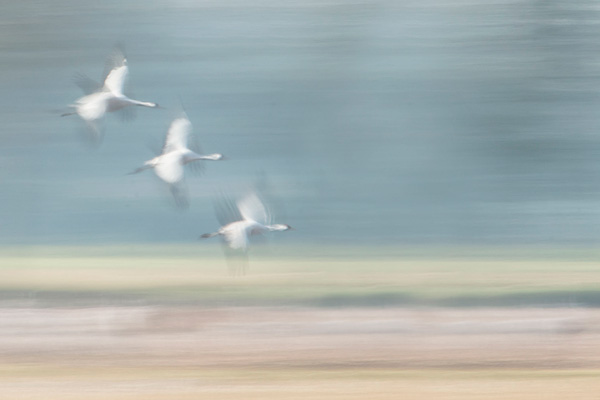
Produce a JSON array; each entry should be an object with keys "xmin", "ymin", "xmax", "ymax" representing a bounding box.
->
[
  {"xmin": 271, "ymin": 224, "xmax": 294, "ymax": 231},
  {"xmin": 206, "ymin": 153, "xmax": 225, "ymax": 161}
]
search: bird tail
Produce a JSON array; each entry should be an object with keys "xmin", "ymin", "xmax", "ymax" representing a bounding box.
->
[{"xmin": 126, "ymin": 165, "xmax": 151, "ymax": 175}]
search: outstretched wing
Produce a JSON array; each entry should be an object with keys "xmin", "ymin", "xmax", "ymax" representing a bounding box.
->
[
  {"xmin": 169, "ymin": 182, "xmax": 189, "ymax": 209},
  {"xmin": 163, "ymin": 116, "xmax": 191, "ymax": 154},
  {"xmin": 102, "ymin": 46, "xmax": 128, "ymax": 95},
  {"xmin": 73, "ymin": 73, "xmax": 102, "ymax": 95},
  {"xmin": 213, "ymin": 193, "xmax": 243, "ymax": 227},
  {"xmin": 237, "ymin": 191, "xmax": 270, "ymax": 225},
  {"xmin": 81, "ymin": 119, "xmax": 104, "ymax": 147}
]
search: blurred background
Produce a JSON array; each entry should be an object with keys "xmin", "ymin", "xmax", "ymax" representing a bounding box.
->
[
  {"xmin": 2, "ymin": 1, "xmax": 600, "ymax": 399},
  {"xmin": 3, "ymin": 0, "xmax": 600, "ymax": 247}
]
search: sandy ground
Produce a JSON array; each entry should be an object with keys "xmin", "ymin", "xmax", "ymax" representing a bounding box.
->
[
  {"xmin": 0, "ymin": 306, "xmax": 598, "ymax": 368},
  {"xmin": 1, "ymin": 305, "xmax": 600, "ymax": 399}
]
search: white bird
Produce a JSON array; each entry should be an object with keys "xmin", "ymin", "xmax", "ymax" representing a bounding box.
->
[
  {"xmin": 201, "ymin": 191, "xmax": 292, "ymax": 251},
  {"xmin": 128, "ymin": 114, "xmax": 224, "ymax": 208},
  {"xmin": 62, "ymin": 47, "xmax": 159, "ymax": 143}
]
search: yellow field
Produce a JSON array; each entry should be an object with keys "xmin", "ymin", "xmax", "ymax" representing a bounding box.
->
[
  {"xmin": 2, "ymin": 366, "xmax": 600, "ymax": 400},
  {"xmin": 1, "ymin": 245, "xmax": 600, "ymax": 398},
  {"xmin": 1, "ymin": 244, "xmax": 600, "ymax": 306}
]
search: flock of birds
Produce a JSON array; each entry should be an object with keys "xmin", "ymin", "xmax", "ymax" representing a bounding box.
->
[{"xmin": 61, "ymin": 47, "xmax": 293, "ymax": 271}]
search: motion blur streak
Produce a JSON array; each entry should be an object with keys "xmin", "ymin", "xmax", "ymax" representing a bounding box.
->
[
  {"xmin": 2, "ymin": 1, "xmax": 600, "ymax": 399},
  {"xmin": 2, "ymin": 0, "xmax": 600, "ymax": 245}
]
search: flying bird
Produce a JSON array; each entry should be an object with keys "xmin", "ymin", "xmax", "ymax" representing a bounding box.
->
[
  {"xmin": 128, "ymin": 114, "xmax": 224, "ymax": 208},
  {"xmin": 201, "ymin": 191, "xmax": 292, "ymax": 252},
  {"xmin": 62, "ymin": 46, "xmax": 160, "ymax": 143}
]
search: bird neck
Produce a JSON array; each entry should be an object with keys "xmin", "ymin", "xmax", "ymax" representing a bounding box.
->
[
  {"xmin": 266, "ymin": 224, "xmax": 288, "ymax": 232},
  {"xmin": 129, "ymin": 99, "xmax": 158, "ymax": 108},
  {"xmin": 200, "ymin": 153, "xmax": 223, "ymax": 161}
]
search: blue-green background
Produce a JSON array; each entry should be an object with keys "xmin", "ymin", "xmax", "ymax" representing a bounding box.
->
[{"xmin": 3, "ymin": 0, "xmax": 600, "ymax": 247}]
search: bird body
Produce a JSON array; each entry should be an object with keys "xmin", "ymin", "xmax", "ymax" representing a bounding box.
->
[
  {"xmin": 142, "ymin": 149, "xmax": 222, "ymax": 184},
  {"xmin": 129, "ymin": 114, "xmax": 224, "ymax": 207},
  {"xmin": 203, "ymin": 220, "xmax": 290, "ymax": 250},
  {"xmin": 63, "ymin": 48, "xmax": 159, "ymax": 141},
  {"xmin": 201, "ymin": 192, "xmax": 292, "ymax": 251}
]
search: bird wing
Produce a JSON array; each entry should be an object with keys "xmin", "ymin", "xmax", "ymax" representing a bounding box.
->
[
  {"xmin": 102, "ymin": 47, "xmax": 128, "ymax": 95},
  {"xmin": 213, "ymin": 193, "xmax": 243, "ymax": 226},
  {"xmin": 169, "ymin": 182, "xmax": 189, "ymax": 209},
  {"xmin": 103, "ymin": 65, "xmax": 128, "ymax": 95},
  {"xmin": 82, "ymin": 119, "xmax": 104, "ymax": 146},
  {"xmin": 73, "ymin": 73, "xmax": 102, "ymax": 95},
  {"xmin": 163, "ymin": 116, "xmax": 192, "ymax": 154},
  {"xmin": 237, "ymin": 191, "xmax": 270, "ymax": 225}
]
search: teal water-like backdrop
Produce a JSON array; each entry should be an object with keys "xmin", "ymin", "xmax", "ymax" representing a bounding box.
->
[{"xmin": 2, "ymin": 0, "xmax": 600, "ymax": 246}]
